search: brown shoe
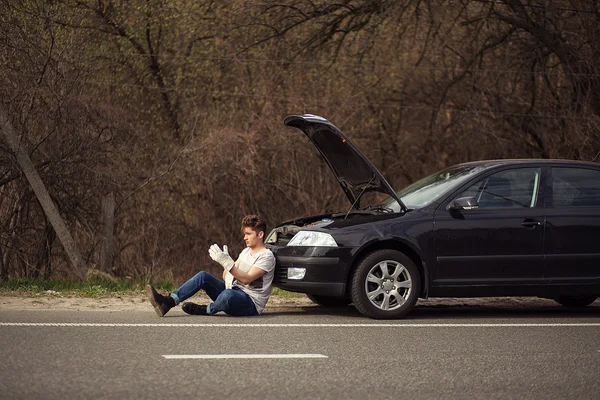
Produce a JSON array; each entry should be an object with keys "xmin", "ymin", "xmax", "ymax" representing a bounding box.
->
[
  {"xmin": 182, "ymin": 302, "xmax": 209, "ymax": 315},
  {"xmin": 146, "ymin": 285, "xmax": 175, "ymax": 317}
]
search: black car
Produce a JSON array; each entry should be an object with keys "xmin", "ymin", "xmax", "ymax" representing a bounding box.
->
[{"xmin": 266, "ymin": 114, "xmax": 600, "ymax": 319}]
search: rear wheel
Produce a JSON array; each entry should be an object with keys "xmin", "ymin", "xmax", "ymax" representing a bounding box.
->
[
  {"xmin": 554, "ymin": 295, "xmax": 597, "ymax": 308},
  {"xmin": 351, "ymin": 249, "xmax": 420, "ymax": 319},
  {"xmin": 306, "ymin": 294, "xmax": 351, "ymax": 307}
]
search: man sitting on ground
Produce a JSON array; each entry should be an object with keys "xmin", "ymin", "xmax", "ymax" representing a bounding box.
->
[{"xmin": 146, "ymin": 214, "xmax": 275, "ymax": 317}]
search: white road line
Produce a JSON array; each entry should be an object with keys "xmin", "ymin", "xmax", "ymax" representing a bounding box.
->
[
  {"xmin": 1, "ymin": 322, "xmax": 600, "ymax": 327},
  {"xmin": 162, "ymin": 354, "xmax": 327, "ymax": 359}
]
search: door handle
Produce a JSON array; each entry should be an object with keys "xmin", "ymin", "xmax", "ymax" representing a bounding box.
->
[{"xmin": 521, "ymin": 219, "xmax": 541, "ymax": 228}]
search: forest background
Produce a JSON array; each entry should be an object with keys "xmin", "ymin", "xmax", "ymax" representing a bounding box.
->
[{"xmin": 1, "ymin": 0, "xmax": 599, "ymax": 284}]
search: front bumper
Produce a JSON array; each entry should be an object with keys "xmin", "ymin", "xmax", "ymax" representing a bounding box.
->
[{"xmin": 269, "ymin": 246, "xmax": 355, "ymax": 297}]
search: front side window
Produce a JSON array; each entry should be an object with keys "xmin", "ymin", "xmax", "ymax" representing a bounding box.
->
[
  {"xmin": 552, "ymin": 167, "xmax": 600, "ymax": 207},
  {"xmin": 458, "ymin": 168, "xmax": 541, "ymax": 209}
]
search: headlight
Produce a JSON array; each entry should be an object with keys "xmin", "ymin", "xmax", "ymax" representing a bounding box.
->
[
  {"xmin": 287, "ymin": 267, "xmax": 306, "ymax": 280},
  {"xmin": 287, "ymin": 231, "xmax": 337, "ymax": 247}
]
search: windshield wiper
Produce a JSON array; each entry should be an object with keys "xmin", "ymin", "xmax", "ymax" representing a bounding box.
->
[{"xmin": 362, "ymin": 204, "xmax": 395, "ymax": 213}]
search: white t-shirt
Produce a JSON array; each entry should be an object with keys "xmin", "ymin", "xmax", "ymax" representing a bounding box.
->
[{"xmin": 232, "ymin": 247, "xmax": 275, "ymax": 314}]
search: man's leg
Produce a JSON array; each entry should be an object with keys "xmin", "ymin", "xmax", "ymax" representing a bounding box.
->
[
  {"xmin": 171, "ymin": 271, "xmax": 225, "ymax": 304},
  {"xmin": 208, "ymin": 288, "xmax": 257, "ymax": 316},
  {"xmin": 147, "ymin": 271, "xmax": 224, "ymax": 317}
]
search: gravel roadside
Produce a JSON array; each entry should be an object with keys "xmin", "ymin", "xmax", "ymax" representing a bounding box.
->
[{"xmin": 2, "ymin": 292, "xmax": 597, "ymax": 313}]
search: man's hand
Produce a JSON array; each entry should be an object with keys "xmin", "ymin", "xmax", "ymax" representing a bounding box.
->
[{"xmin": 208, "ymin": 244, "xmax": 234, "ymax": 272}]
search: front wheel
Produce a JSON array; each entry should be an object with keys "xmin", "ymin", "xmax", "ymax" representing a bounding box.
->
[
  {"xmin": 554, "ymin": 295, "xmax": 597, "ymax": 308},
  {"xmin": 351, "ymin": 249, "xmax": 421, "ymax": 319}
]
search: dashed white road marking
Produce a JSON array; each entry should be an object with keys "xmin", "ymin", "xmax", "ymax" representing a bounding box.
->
[
  {"xmin": 162, "ymin": 354, "xmax": 327, "ymax": 359},
  {"xmin": 1, "ymin": 322, "xmax": 600, "ymax": 327}
]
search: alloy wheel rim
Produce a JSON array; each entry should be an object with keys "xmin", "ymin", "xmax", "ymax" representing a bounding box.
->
[{"xmin": 364, "ymin": 260, "xmax": 412, "ymax": 311}]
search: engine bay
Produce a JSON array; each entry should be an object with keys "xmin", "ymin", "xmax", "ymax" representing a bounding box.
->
[{"xmin": 265, "ymin": 215, "xmax": 334, "ymax": 246}]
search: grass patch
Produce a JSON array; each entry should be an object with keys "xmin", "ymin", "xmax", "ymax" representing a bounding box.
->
[
  {"xmin": 0, "ymin": 277, "xmax": 175, "ymax": 298},
  {"xmin": 272, "ymin": 287, "xmax": 303, "ymax": 298}
]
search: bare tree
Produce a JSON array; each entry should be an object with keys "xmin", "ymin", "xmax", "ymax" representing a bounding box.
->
[
  {"xmin": 0, "ymin": 109, "xmax": 87, "ymax": 278},
  {"xmin": 1, "ymin": 0, "xmax": 598, "ymax": 282}
]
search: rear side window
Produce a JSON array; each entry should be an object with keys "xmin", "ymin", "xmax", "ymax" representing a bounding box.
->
[
  {"xmin": 552, "ymin": 167, "xmax": 600, "ymax": 207},
  {"xmin": 458, "ymin": 168, "xmax": 541, "ymax": 209}
]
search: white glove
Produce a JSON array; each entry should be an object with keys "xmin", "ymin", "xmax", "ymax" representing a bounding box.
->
[
  {"xmin": 224, "ymin": 271, "xmax": 234, "ymax": 289},
  {"xmin": 208, "ymin": 244, "xmax": 234, "ymax": 272},
  {"xmin": 222, "ymin": 246, "xmax": 235, "ymax": 289}
]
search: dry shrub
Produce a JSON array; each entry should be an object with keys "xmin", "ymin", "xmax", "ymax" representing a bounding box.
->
[{"xmin": 2, "ymin": 0, "xmax": 599, "ymax": 282}]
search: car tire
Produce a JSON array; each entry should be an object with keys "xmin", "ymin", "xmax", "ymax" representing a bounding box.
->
[
  {"xmin": 553, "ymin": 295, "xmax": 597, "ymax": 308},
  {"xmin": 351, "ymin": 249, "xmax": 420, "ymax": 319},
  {"xmin": 306, "ymin": 294, "xmax": 351, "ymax": 307}
]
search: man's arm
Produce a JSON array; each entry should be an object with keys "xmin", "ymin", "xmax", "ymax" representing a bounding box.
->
[
  {"xmin": 229, "ymin": 265, "xmax": 266, "ymax": 285},
  {"xmin": 209, "ymin": 244, "xmax": 263, "ymax": 284},
  {"xmin": 223, "ymin": 260, "xmax": 239, "ymax": 281}
]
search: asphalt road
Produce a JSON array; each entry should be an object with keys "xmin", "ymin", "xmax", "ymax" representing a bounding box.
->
[{"xmin": 1, "ymin": 302, "xmax": 600, "ymax": 399}]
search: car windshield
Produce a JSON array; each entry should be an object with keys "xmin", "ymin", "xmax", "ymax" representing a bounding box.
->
[{"xmin": 382, "ymin": 164, "xmax": 488, "ymax": 211}]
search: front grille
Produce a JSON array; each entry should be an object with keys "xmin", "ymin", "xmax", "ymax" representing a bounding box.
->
[{"xmin": 273, "ymin": 266, "xmax": 288, "ymax": 284}]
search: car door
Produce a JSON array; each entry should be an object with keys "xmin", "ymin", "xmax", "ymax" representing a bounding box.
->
[
  {"xmin": 433, "ymin": 167, "xmax": 545, "ymax": 284},
  {"xmin": 544, "ymin": 166, "xmax": 600, "ymax": 280}
]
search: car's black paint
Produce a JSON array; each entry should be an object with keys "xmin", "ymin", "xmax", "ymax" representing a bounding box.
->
[
  {"xmin": 268, "ymin": 116, "xmax": 600, "ymax": 316},
  {"xmin": 269, "ymin": 160, "xmax": 600, "ymax": 296}
]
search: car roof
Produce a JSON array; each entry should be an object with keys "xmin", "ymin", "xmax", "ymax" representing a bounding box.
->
[{"xmin": 455, "ymin": 159, "xmax": 600, "ymax": 169}]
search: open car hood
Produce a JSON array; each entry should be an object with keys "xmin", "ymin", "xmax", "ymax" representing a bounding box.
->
[{"xmin": 284, "ymin": 114, "xmax": 406, "ymax": 212}]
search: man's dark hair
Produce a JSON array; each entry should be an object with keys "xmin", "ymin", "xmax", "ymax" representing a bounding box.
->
[{"xmin": 241, "ymin": 214, "xmax": 267, "ymax": 236}]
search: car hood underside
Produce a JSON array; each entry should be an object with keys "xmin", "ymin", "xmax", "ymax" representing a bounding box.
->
[{"xmin": 284, "ymin": 114, "xmax": 406, "ymax": 212}]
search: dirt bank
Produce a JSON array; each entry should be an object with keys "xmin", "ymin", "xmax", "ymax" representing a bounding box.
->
[{"xmin": 2, "ymin": 292, "xmax": 593, "ymax": 313}]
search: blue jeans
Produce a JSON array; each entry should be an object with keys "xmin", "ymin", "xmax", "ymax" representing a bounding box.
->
[{"xmin": 170, "ymin": 271, "xmax": 257, "ymax": 316}]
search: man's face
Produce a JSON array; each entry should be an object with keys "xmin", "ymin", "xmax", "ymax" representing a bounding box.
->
[{"xmin": 243, "ymin": 227, "xmax": 263, "ymax": 248}]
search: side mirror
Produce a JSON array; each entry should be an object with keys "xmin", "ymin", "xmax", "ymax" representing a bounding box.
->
[{"xmin": 448, "ymin": 196, "xmax": 479, "ymax": 211}]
